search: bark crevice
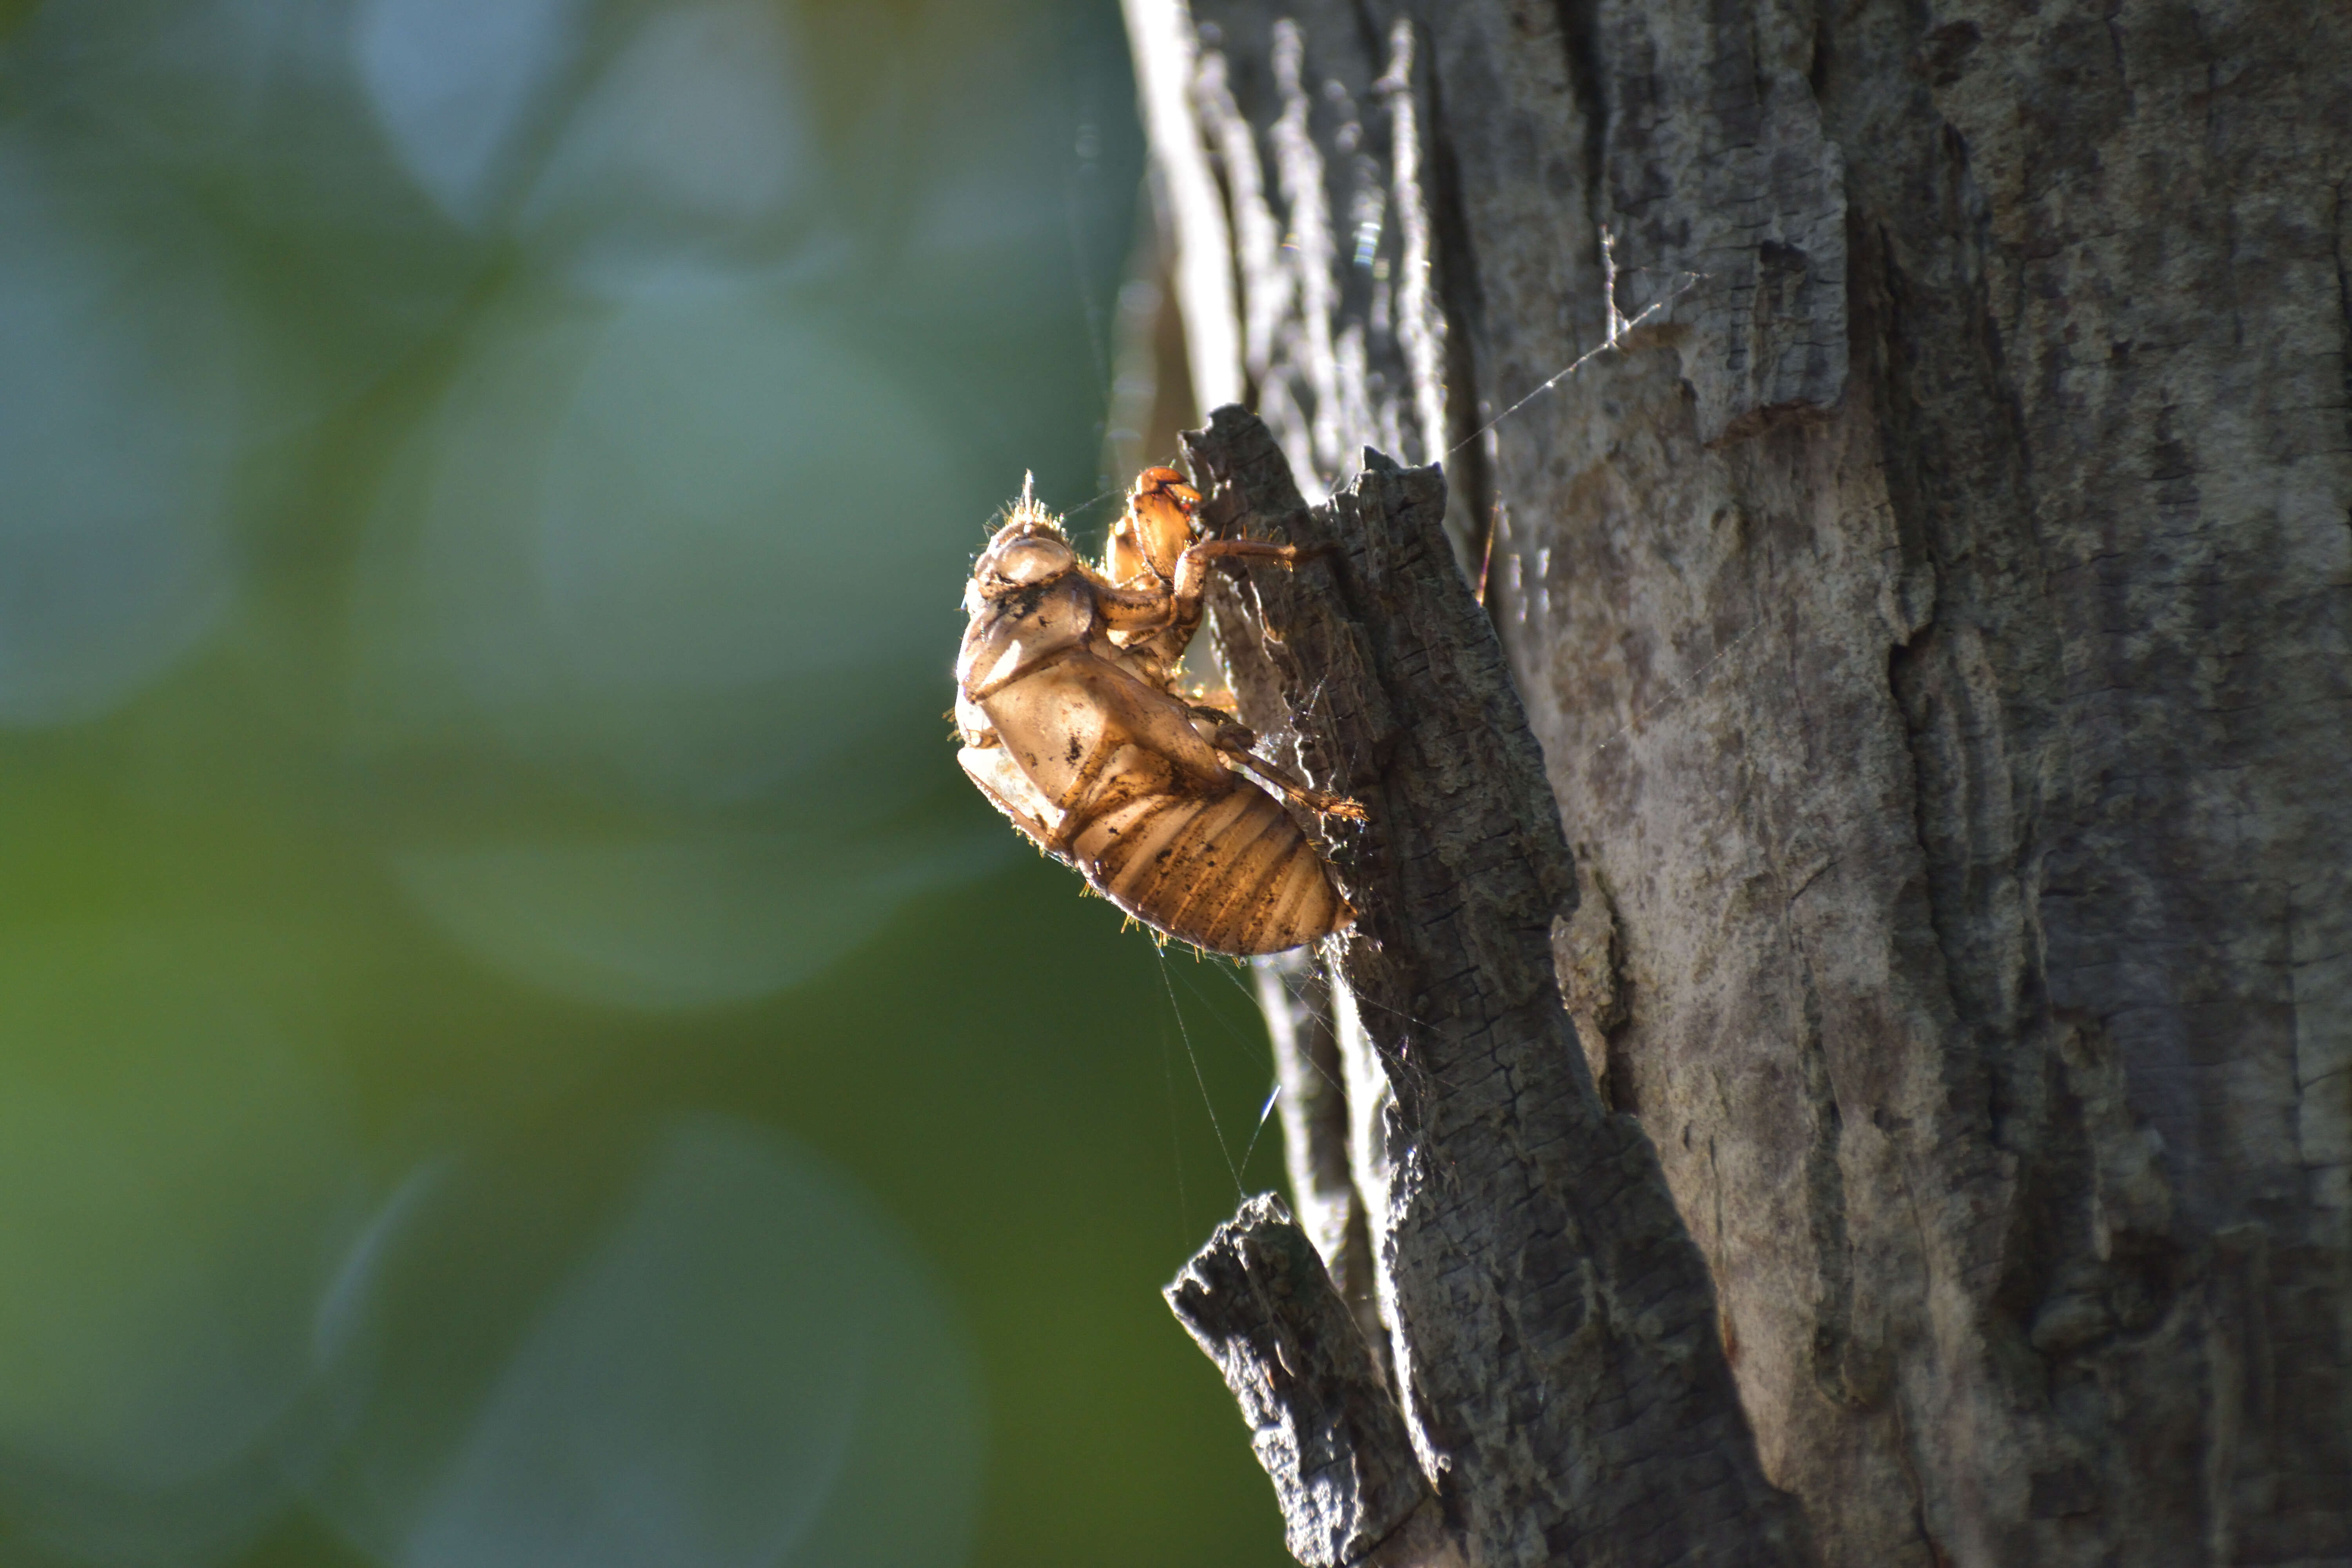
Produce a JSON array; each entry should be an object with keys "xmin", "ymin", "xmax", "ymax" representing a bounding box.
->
[
  {"xmin": 1172, "ymin": 408, "xmax": 1802, "ymax": 1567},
  {"xmin": 1126, "ymin": 0, "xmax": 2352, "ymax": 1560}
]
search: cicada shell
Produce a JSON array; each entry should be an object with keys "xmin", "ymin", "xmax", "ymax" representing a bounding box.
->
[
  {"xmin": 954, "ymin": 470, "xmax": 1361, "ymax": 956},
  {"xmin": 1100, "ymin": 466, "xmax": 1210, "ymax": 686}
]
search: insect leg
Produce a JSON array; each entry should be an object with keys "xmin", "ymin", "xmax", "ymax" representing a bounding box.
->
[
  {"xmin": 1191, "ymin": 537, "xmax": 1325, "ymax": 569},
  {"xmin": 1089, "ymin": 574, "xmax": 1182, "ymax": 631},
  {"xmin": 1169, "ymin": 537, "xmax": 1322, "ymax": 602},
  {"xmin": 1211, "ymin": 737, "xmax": 1368, "ymax": 822},
  {"xmin": 1182, "ymin": 695, "xmax": 1365, "ymax": 822}
]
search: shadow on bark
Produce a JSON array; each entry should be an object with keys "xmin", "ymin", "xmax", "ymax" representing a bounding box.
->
[{"xmin": 1163, "ymin": 407, "xmax": 1804, "ymax": 1568}]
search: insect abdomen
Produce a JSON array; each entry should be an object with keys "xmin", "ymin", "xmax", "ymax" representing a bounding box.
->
[{"xmin": 1070, "ymin": 782, "xmax": 1350, "ymax": 956}]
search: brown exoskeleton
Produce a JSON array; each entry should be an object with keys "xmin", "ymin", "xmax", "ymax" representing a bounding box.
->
[
  {"xmin": 955, "ymin": 467, "xmax": 1363, "ymax": 955},
  {"xmin": 1098, "ymin": 465, "xmax": 1214, "ymax": 687}
]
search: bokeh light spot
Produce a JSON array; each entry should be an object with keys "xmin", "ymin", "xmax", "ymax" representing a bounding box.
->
[{"xmin": 0, "ymin": 145, "xmax": 242, "ymax": 727}]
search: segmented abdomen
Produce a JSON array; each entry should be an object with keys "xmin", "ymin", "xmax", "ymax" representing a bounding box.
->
[{"xmin": 1069, "ymin": 781, "xmax": 1350, "ymax": 956}]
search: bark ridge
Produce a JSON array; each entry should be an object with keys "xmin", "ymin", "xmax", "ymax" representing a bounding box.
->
[
  {"xmin": 1166, "ymin": 1193, "xmax": 1428, "ymax": 1567},
  {"xmin": 1131, "ymin": 0, "xmax": 2352, "ymax": 1561},
  {"xmin": 1173, "ymin": 407, "xmax": 1802, "ymax": 1568}
]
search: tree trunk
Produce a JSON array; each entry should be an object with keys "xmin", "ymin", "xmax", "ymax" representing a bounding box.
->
[{"xmin": 1128, "ymin": 2, "xmax": 2352, "ymax": 1565}]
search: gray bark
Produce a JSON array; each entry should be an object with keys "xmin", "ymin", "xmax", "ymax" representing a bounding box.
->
[
  {"xmin": 1131, "ymin": 1, "xmax": 2352, "ymax": 1565},
  {"xmin": 1167, "ymin": 409, "xmax": 1804, "ymax": 1566},
  {"xmin": 1166, "ymin": 1192, "xmax": 1430, "ymax": 1567}
]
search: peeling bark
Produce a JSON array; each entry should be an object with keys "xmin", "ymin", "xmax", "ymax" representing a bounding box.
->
[{"xmin": 1133, "ymin": 0, "xmax": 2352, "ymax": 1564}]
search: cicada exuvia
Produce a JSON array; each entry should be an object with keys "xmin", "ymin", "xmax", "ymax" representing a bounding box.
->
[{"xmin": 953, "ymin": 467, "xmax": 1361, "ymax": 955}]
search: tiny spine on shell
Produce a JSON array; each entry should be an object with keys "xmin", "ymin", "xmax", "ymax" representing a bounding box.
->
[{"xmin": 954, "ymin": 472, "xmax": 1353, "ymax": 956}]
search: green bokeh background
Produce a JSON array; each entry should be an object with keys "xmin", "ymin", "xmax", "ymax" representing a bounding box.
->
[{"xmin": 0, "ymin": 2, "xmax": 1293, "ymax": 1563}]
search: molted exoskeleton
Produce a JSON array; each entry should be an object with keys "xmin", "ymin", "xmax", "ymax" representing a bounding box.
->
[
  {"xmin": 955, "ymin": 472, "xmax": 1361, "ymax": 955},
  {"xmin": 1101, "ymin": 466, "xmax": 1210, "ymax": 685}
]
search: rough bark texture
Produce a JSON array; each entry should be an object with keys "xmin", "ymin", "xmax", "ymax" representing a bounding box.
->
[
  {"xmin": 1131, "ymin": 0, "xmax": 2352, "ymax": 1564},
  {"xmin": 1258, "ymin": 950, "xmax": 1390, "ymax": 1365},
  {"xmin": 1167, "ymin": 1193, "xmax": 1429, "ymax": 1567},
  {"xmin": 1175, "ymin": 408, "xmax": 1802, "ymax": 1566}
]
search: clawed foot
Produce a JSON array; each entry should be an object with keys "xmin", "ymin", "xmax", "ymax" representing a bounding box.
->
[
  {"xmin": 1309, "ymin": 793, "xmax": 1368, "ymax": 822},
  {"xmin": 1216, "ymin": 743, "xmax": 1368, "ymax": 824}
]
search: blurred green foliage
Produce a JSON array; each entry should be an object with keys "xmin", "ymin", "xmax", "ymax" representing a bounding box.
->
[{"xmin": 0, "ymin": 2, "xmax": 1290, "ymax": 1564}]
